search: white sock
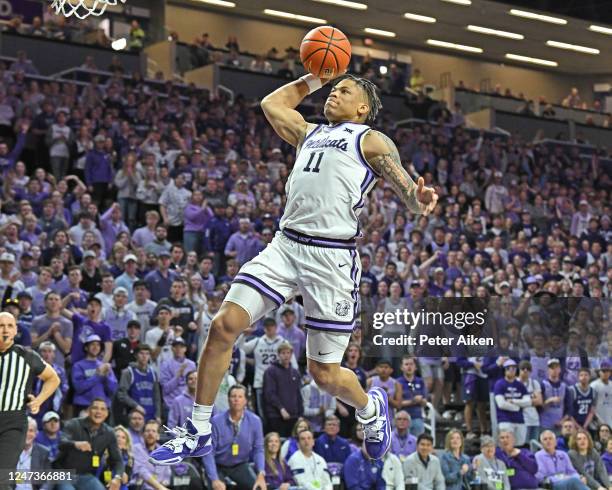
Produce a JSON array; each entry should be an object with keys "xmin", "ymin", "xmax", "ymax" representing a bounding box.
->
[
  {"xmin": 191, "ymin": 403, "xmax": 213, "ymax": 433},
  {"xmin": 357, "ymin": 396, "xmax": 376, "ymax": 421}
]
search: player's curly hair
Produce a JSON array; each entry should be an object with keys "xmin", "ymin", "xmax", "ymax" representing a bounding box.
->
[{"xmin": 333, "ymin": 74, "xmax": 383, "ymax": 124}]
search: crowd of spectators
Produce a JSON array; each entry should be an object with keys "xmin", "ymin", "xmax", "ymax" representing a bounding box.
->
[
  {"xmin": 4, "ymin": 9, "xmax": 146, "ymax": 50},
  {"xmin": 455, "ymin": 80, "xmax": 612, "ymax": 128},
  {"xmin": 183, "ymin": 32, "xmax": 410, "ymax": 96},
  {"xmin": 0, "ymin": 39, "xmax": 609, "ymax": 490},
  {"xmin": 183, "ymin": 32, "xmax": 612, "ymax": 123}
]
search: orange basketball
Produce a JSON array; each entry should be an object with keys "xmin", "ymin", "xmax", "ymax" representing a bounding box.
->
[{"xmin": 300, "ymin": 26, "xmax": 351, "ymax": 79}]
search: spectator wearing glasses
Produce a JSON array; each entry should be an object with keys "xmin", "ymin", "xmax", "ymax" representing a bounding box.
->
[
  {"xmin": 473, "ymin": 435, "xmax": 510, "ymax": 490},
  {"xmin": 535, "ymin": 430, "xmax": 588, "ymax": 490},
  {"xmin": 314, "ymin": 415, "xmax": 352, "ymax": 465},
  {"xmin": 390, "ymin": 411, "xmax": 417, "ymax": 461},
  {"xmin": 594, "ymin": 425, "xmax": 612, "ymax": 454}
]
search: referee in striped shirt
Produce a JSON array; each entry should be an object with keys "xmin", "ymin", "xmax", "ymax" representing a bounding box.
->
[{"xmin": 0, "ymin": 311, "xmax": 60, "ymax": 472}]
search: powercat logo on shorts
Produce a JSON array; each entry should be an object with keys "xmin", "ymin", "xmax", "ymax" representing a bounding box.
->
[
  {"xmin": 305, "ymin": 136, "xmax": 349, "ymax": 151},
  {"xmin": 335, "ymin": 300, "xmax": 351, "ymax": 317}
]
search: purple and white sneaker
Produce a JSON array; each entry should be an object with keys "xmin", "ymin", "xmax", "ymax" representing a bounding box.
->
[
  {"xmin": 356, "ymin": 387, "xmax": 392, "ymax": 460},
  {"xmin": 149, "ymin": 419, "xmax": 212, "ymax": 465}
]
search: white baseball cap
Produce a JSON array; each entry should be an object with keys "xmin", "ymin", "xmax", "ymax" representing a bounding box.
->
[{"xmin": 0, "ymin": 252, "xmax": 15, "ymax": 263}]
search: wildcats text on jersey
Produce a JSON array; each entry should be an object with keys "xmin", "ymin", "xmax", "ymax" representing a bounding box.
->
[
  {"xmin": 304, "ymin": 135, "xmax": 349, "ymax": 151},
  {"xmin": 280, "ymin": 122, "xmax": 378, "ymax": 241}
]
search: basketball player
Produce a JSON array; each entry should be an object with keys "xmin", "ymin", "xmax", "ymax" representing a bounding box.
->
[{"xmin": 150, "ymin": 72, "xmax": 438, "ymax": 467}]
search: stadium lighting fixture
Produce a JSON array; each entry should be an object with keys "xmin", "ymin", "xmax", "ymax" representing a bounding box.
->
[
  {"xmin": 589, "ymin": 25, "xmax": 612, "ymax": 35},
  {"xmin": 311, "ymin": 0, "xmax": 367, "ymax": 10},
  {"xmin": 441, "ymin": 0, "xmax": 472, "ymax": 5},
  {"xmin": 364, "ymin": 27, "xmax": 396, "ymax": 37},
  {"xmin": 404, "ymin": 13, "xmax": 437, "ymax": 23},
  {"xmin": 546, "ymin": 40, "xmax": 599, "ymax": 54},
  {"xmin": 195, "ymin": 0, "xmax": 236, "ymax": 7},
  {"xmin": 263, "ymin": 9, "xmax": 327, "ymax": 24},
  {"xmin": 505, "ymin": 53, "xmax": 558, "ymax": 67},
  {"xmin": 427, "ymin": 39, "xmax": 483, "ymax": 53},
  {"xmin": 467, "ymin": 25, "xmax": 524, "ymax": 40},
  {"xmin": 509, "ymin": 9, "xmax": 567, "ymax": 25}
]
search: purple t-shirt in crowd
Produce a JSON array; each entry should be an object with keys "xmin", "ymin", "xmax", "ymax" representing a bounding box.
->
[
  {"xmin": 70, "ymin": 313, "xmax": 112, "ymax": 363},
  {"xmin": 71, "ymin": 357, "xmax": 117, "ymax": 407},
  {"xmin": 494, "ymin": 377, "xmax": 528, "ymax": 424},
  {"xmin": 31, "ymin": 314, "xmax": 73, "ymax": 365}
]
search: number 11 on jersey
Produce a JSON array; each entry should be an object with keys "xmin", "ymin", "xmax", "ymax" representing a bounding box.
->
[{"xmin": 304, "ymin": 151, "xmax": 324, "ymax": 173}]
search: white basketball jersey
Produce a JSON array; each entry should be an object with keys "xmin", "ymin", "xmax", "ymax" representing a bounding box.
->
[
  {"xmin": 280, "ymin": 122, "xmax": 379, "ymax": 240},
  {"xmin": 253, "ymin": 336, "xmax": 282, "ymax": 389},
  {"xmin": 241, "ymin": 335, "xmax": 298, "ymax": 389}
]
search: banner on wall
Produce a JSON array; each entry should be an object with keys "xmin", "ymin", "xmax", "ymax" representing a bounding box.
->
[{"xmin": 0, "ymin": 0, "xmax": 43, "ymax": 23}]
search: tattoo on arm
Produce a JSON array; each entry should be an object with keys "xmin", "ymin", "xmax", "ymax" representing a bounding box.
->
[{"xmin": 368, "ymin": 132, "xmax": 421, "ymax": 212}]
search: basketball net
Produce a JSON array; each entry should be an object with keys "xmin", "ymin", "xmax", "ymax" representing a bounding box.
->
[{"xmin": 49, "ymin": 0, "xmax": 126, "ymax": 19}]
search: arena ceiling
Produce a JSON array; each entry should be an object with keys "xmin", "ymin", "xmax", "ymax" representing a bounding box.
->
[{"xmin": 179, "ymin": 0, "xmax": 612, "ymax": 75}]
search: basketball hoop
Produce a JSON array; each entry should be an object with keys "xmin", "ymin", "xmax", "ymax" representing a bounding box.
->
[{"xmin": 50, "ymin": 0, "xmax": 126, "ymax": 19}]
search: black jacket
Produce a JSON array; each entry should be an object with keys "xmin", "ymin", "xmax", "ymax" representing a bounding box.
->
[
  {"xmin": 262, "ymin": 361, "xmax": 303, "ymax": 420},
  {"xmin": 13, "ymin": 443, "xmax": 52, "ymax": 490},
  {"xmin": 55, "ymin": 416, "xmax": 124, "ymax": 477},
  {"xmin": 111, "ymin": 337, "xmax": 139, "ymax": 377}
]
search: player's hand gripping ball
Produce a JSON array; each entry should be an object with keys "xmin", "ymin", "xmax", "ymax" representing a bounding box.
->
[{"xmin": 300, "ymin": 26, "xmax": 351, "ymax": 79}]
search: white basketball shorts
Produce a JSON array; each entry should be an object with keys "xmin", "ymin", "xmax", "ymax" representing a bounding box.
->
[{"xmin": 225, "ymin": 229, "xmax": 361, "ymax": 363}]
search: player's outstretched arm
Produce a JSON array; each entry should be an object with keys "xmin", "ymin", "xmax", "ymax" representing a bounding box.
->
[
  {"xmin": 363, "ymin": 130, "xmax": 438, "ymax": 216},
  {"xmin": 260, "ymin": 79, "xmax": 312, "ymax": 147}
]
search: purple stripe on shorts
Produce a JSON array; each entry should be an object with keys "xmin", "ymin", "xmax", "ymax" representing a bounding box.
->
[
  {"xmin": 233, "ymin": 273, "xmax": 285, "ymax": 306},
  {"xmin": 305, "ymin": 323, "xmax": 355, "ymax": 333},
  {"xmin": 306, "ymin": 316, "xmax": 355, "ymax": 326},
  {"xmin": 282, "ymin": 228, "xmax": 356, "ymax": 250},
  {"xmin": 350, "ymin": 249, "xmax": 358, "ymax": 318}
]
